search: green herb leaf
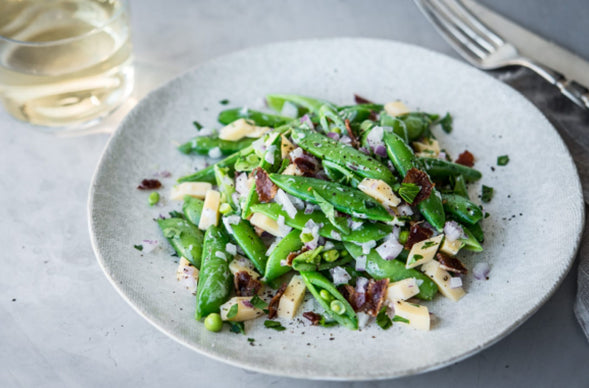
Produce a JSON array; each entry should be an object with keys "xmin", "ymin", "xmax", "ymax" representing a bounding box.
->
[
  {"xmin": 227, "ymin": 303, "xmax": 239, "ymax": 319},
  {"xmin": 250, "ymin": 295, "xmax": 268, "ymax": 310},
  {"xmin": 133, "ymin": 244, "xmax": 143, "ymax": 251},
  {"xmin": 413, "ymin": 254, "xmax": 423, "ymax": 260},
  {"xmin": 497, "ymin": 155, "xmax": 509, "ymax": 166},
  {"xmin": 398, "ymin": 183, "xmax": 421, "ymax": 204},
  {"xmin": 392, "ymin": 315, "xmax": 410, "ymax": 324},
  {"xmin": 219, "ymin": 99, "xmax": 230, "ymax": 105},
  {"xmin": 168, "ymin": 210, "xmax": 185, "ymax": 219},
  {"xmin": 421, "ymin": 240, "xmax": 437, "ymax": 249},
  {"xmin": 264, "ymin": 320, "xmax": 286, "ymax": 331},
  {"xmin": 481, "ymin": 185, "xmax": 494, "ymax": 203},
  {"xmin": 376, "ymin": 307, "xmax": 392, "ymax": 330},
  {"xmin": 229, "ymin": 321, "xmax": 245, "ymax": 334},
  {"xmin": 247, "ymin": 337, "xmax": 255, "ymax": 343},
  {"xmin": 312, "ymin": 190, "xmax": 350, "ymax": 234},
  {"xmin": 193, "ymin": 120, "xmax": 203, "ymax": 130},
  {"xmin": 440, "ymin": 113, "xmax": 453, "ymax": 133},
  {"xmin": 319, "ymin": 316, "xmax": 338, "ymax": 327}
]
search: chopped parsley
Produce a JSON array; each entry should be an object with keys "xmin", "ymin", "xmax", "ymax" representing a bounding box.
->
[
  {"xmin": 247, "ymin": 338, "xmax": 255, "ymax": 343},
  {"xmin": 250, "ymin": 295, "xmax": 268, "ymax": 310},
  {"xmin": 392, "ymin": 315, "xmax": 410, "ymax": 324},
  {"xmin": 313, "ymin": 190, "xmax": 350, "ymax": 234},
  {"xmin": 226, "ymin": 303, "xmax": 239, "ymax": 319},
  {"xmin": 481, "ymin": 185, "xmax": 494, "ymax": 203},
  {"xmin": 264, "ymin": 320, "xmax": 286, "ymax": 331},
  {"xmin": 133, "ymin": 244, "xmax": 143, "ymax": 251},
  {"xmin": 413, "ymin": 254, "xmax": 424, "ymax": 260},
  {"xmin": 219, "ymin": 99, "xmax": 230, "ymax": 105},
  {"xmin": 421, "ymin": 240, "xmax": 437, "ymax": 249},
  {"xmin": 376, "ymin": 307, "xmax": 392, "ymax": 330},
  {"xmin": 229, "ymin": 321, "xmax": 245, "ymax": 334},
  {"xmin": 440, "ymin": 113, "xmax": 453, "ymax": 134},
  {"xmin": 497, "ymin": 155, "xmax": 509, "ymax": 166},
  {"xmin": 192, "ymin": 120, "xmax": 203, "ymax": 130},
  {"xmin": 398, "ymin": 183, "xmax": 421, "ymax": 204}
]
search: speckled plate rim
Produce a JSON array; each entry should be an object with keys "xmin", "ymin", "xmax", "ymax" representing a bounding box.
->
[{"xmin": 88, "ymin": 38, "xmax": 585, "ymax": 381}]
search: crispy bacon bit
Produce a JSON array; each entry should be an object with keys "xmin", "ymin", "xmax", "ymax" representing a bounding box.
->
[
  {"xmin": 354, "ymin": 94, "xmax": 374, "ymax": 105},
  {"xmin": 341, "ymin": 279, "xmax": 389, "ymax": 317},
  {"xmin": 455, "ymin": 150, "xmax": 475, "ymax": 167},
  {"xmin": 234, "ymin": 271, "xmax": 262, "ymax": 296},
  {"xmin": 437, "ymin": 252, "xmax": 468, "ymax": 274},
  {"xmin": 402, "ymin": 168, "xmax": 433, "ymax": 205},
  {"xmin": 267, "ymin": 282, "xmax": 287, "ymax": 319},
  {"xmin": 405, "ymin": 222, "xmax": 434, "ymax": 249},
  {"xmin": 293, "ymin": 153, "xmax": 320, "ymax": 176},
  {"xmin": 303, "ymin": 311, "xmax": 322, "ymax": 325},
  {"xmin": 137, "ymin": 179, "xmax": 162, "ymax": 190},
  {"xmin": 285, "ymin": 250, "xmax": 303, "ymax": 266},
  {"xmin": 252, "ymin": 167, "xmax": 277, "ymax": 202},
  {"xmin": 344, "ymin": 119, "xmax": 360, "ymax": 148}
]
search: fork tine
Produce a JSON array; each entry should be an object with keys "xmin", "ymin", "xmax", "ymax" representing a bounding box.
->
[
  {"xmin": 451, "ymin": 0, "xmax": 504, "ymax": 47},
  {"xmin": 433, "ymin": 0, "xmax": 495, "ymax": 52},
  {"xmin": 417, "ymin": 0, "xmax": 487, "ymax": 61}
]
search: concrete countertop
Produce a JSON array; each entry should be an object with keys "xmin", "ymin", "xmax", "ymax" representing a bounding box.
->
[{"xmin": 1, "ymin": 1, "xmax": 588, "ymax": 386}]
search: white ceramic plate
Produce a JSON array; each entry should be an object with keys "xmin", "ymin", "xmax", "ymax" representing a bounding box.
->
[{"xmin": 88, "ymin": 39, "xmax": 584, "ymax": 380}]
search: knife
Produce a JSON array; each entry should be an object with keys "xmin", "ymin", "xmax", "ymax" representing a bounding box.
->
[{"xmin": 462, "ymin": 0, "xmax": 589, "ymax": 90}]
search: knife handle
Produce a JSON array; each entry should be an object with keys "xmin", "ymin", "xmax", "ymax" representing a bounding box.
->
[{"xmin": 523, "ymin": 60, "xmax": 589, "ymax": 109}]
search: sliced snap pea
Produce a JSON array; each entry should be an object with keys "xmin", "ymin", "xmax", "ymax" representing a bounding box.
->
[
  {"xmin": 460, "ymin": 223, "xmax": 483, "ymax": 252},
  {"xmin": 195, "ymin": 225, "xmax": 233, "ymax": 320},
  {"xmin": 178, "ymin": 136, "xmax": 255, "ymax": 156},
  {"xmin": 300, "ymin": 271, "xmax": 358, "ymax": 330},
  {"xmin": 291, "ymin": 126, "xmax": 397, "ymax": 185},
  {"xmin": 442, "ymin": 193, "xmax": 483, "ymax": 225},
  {"xmin": 250, "ymin": 203, "xmax": 392, "ymax": 243},
  {"xmin": 418, "ymin": 157, "xmax": 482, "ymax": 183},
  {"xmin": 344, "ymin": 242, "xmax": 438, "ymax": 300},
  {"xmin": 291, "ymin": 246, "xmax": 324, "ymax": 272},
  {"xmin": 318, "ymin": 104, "xmax": 346, "ymax": 133},
  {"xmin": 269, "ymin": 174, "xmax": 393, "ymax": 222},
  {"xmin": 157, "ymin": 217, "xmax": 203, "ymax": 268},
  {"xmin": 453, "ymin": 174, "xmax": 470, "ymax": 199},
  {"xmin": 266, "ymin": 94, "xmax": 335, "ymax": 115},
  {"xmin": 467, "ymin": 221, "xmax": 484, "ymax": 243},
  {"xmin": 263, "ymin": 229, "xmax": 304, "ymax": 282},
  {"xmin": 182, "ymin": 196, "xmax": 204, "ymax": 226},
  {"xmin": 322, "ymin": 160, "xmax": 362, "ymax": 188},
  {"xmin": 338, "ymin": 106, "xmax": 376, "ymax": 124},
  {"xmin": 178, "ymin": 149, "xmax": 247, "ymax": 183},
  {"xmin": 214, "ymin": 165, "xmax": 235, "ymax": 207},
  {"xmin": 225, "ymin": 218, "xmax": 267, "ymax": 275},
  {"xmin": 217, "ymin": 107, "xmax": 294, "ymax": 127}
]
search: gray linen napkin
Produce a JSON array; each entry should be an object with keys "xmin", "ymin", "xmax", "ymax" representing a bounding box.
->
[{"xmin": 490, "ymin": 67, "xmax": 589, "ymax": 338}]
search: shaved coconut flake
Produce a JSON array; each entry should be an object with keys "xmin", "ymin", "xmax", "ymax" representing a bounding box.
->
[
  {"xmin": 266, "ymin": 239, "xmax": 279, "ymax": 256},
  {"xmin": 330, "ymin": 266, "xmax": 351, "ymax": 285},
  {"xmin": 142, "ymin": 239, "xmax": 159, "ymax": 253},
  {"xmin": 276, "ymin": 215, "xmax": 292, "ymax": 237},
  {"xmin": 365, "ymin": 126, "xmax": 384, "ymax": 148},
  {"xmin": 397, "ymin": 204, "xmax": 414, "ymax": 216},
  {"xmin": 375, "ymin": 234, "xmax": 403, "ymax": 260},
  {"xmin": 215, "ymin": 251, "xmax": 226, "ymax": 260},
  {"xmin": 225, "ymin": 243, "xmax": 237, "ymax": 255},
  {"xmin": 449, "ymin": 277, "xmax": 463, "ymax": 289},
  {"xmin": 264, "ymin": 145, "xmax": 276, "ymax": 164},
  {"xmin": 444, "ymin": 221, "xmax": 464, "ymax": 242},
  {"xmin": 275, "ymin": 189, "xmax": 298, "ymax": 218},
  {"xmin": 235, "ymin": 173, "xmax": 249, "ymax": 195},
  {"xmin": 355, "ymin": 255, "xmax": 367, "ymax": 272},
  {"xmin": 208, "ymin": 147, "xmax": 222, "ymax": 158},
  {"xmin": 357, "ymin": 312, "xmax": 371, "ymax": 329},
  {"xmin": 289, "ymin": 147, "xmax": 304, "ymax": 160},
  {"xmin": 473, "ymin": 262, "xmax": 490, "ymax": 280},
  {"xmin": 281, "ymin": 101, "xmax": 298, "ymax": 118}
]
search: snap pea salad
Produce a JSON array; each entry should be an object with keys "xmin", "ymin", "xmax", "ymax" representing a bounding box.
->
[{"xmin": 151, "ymin": 94, "xmax": 488, "ymax": 333}]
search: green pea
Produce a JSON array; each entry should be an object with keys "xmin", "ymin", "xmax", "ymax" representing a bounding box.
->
[
  {"xmin": 300, "ymin": 232, "xmax": 314, "ymax": 243},
  {"xmin": 398, "ymin": 229, "xmax": 409, "ymax": 245},
  {"xmin": 148, "ymin": 192, "xmax": 160, "ymax": 206},
  {"xmin": 320, "ymin": 289, "xmax": 334, "ymax": 302},
  {"xmin": 204, "ymin": 313, "xmax": 223, "ymax": 332},
  {"xmin": 330, "ymin": 300, "xmax": 346, "ymax": 315},
  {"xmin": 219, "ymin": 203, "xmax": 232, "ymax": 215},
  {"xmin": 323, "ymin": 249, "xmax": 340, "ymax": 262}
]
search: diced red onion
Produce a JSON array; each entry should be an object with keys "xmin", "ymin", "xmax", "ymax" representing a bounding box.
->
[
  {"xmin": 179, "ymin": 266, "xmax": 198, "ymax": 293},
  {"xmin": 153, "ymin": 170, "xmax": 172, "ymax": 178},
  {"xmin": 252, "ymin": 138, "xmax": 266, "ymax": 154},
  {"xmin": 276, "ymin": 215, "xmax": 292, "ymax": 237},
  {"xmin": 242, "ymin": 300, "xmax": 254, "ymax": 308},
  {"xmin": 208, "ymin": 147, "xmax": 222, "ymax": 159},
  {"xmin": 349, "ymin": 220, "xmax": 364, "ymax": 231},
  {"xmin": 299, "ymin": 114, "xmax": 314, "ymax": 129},
  {"xmin": 374, "ymin": 145, "xmax": 387, "ymax": 157},
  {"xmin": 356, "ymin": 277, "xmax": 368, "ymax": 293},
  {"xmin": 359, "ymin": 147, "xmax": 370, "ymax": 155},
  {"xmin": 231, "ymin": 192, "xmax": 241, "ymax": 210},
  {"xmin": 289, "ymin": 147, "xmax": 304, "ymax": 160},
  {"xmin": 302, "ymin": 219, "xmax": 320, "ymax": 249},
  {"xmin": 365, "ymin": 126, "xmax": 384, "ymax": 148},
  {"xmin": 324, "ymin": 241, "xmax": 335, "ymax": 250},
  {"xmin": 222, "ymin": 215, "xmax": 241, "ymax": 233},
  {"xmin": 235, "ymin": 173, "xmax": 249, "ymax": 195},
  {"xmin": 438, "ymin": 151, "xmax": 447, "ymax": 160},
  {"xmin": 340, "ymin": 135, "xmax": 352, "ymax": 145},
  {"xmin": 449, "ymin": 277, "xmax": 463, "ymax": 289},
  {"xmin": 359, "ymin": 240, "xmax": 376, "ymax": 254},
  {"xmin": 473, "ymin": 262, "xmax": 490, "ymax": 280},
  {"xmin": 304, "ymin": 203, "xmax": 318, "ymax": 214},
  {"xmin": 330, "ymin": 266, "xmax": 351, "ymax": 285},
  {"xmin": 279, "ymin": 259, "xmax": 289, "ymax": 267},
  {"xmin": 375, "ymin": 234, "xmax": 403, "ymax": 260},
  {"xmin": 330, "ymin": 231, "xmax": 342, "ymax": 241},
  {"xmin": 225, "ymin": 243, "xmax": 237, "ymax": 255},
  {"xmin": 264, "ymin": 145, "xmax": 276, "ymax": 164},
  {"xmin": 397, "ymin": 204, "xmax": 414, "ymax": 216},
  {"xmin": 326, "ymin": 132, "xmax": 340, "ymax": 140},
  {"xmin": 141, "ymin": 239, "xmax": 159, "ymax": 253},
  {"xmin": 355, "ymin": 255, "xmax": 367, "ymax": 272},
  {"xmin": 444, "ymin": 221, "xmax": 465, "ymax": 242},
  {"xmin": 280, "ymin": 101, "xmax": 298, "ymax": 118},
  {"xmin": 274, "ymin": 189, "xmax": 298, "ymax": 218},
  {"xmin": 416, "ymin": 279, "xmax": 424, "ymax": 286},
  {"xmin": 356, "ymin": 312, "xmax": 371, "ymax": 329},
  {"xmin": 266, "ymin": 238, "xmax": 279, "ymax": 256},
  {"xmin": 215, "ymin": 251, "xmax": 227, "ymax": 260}
]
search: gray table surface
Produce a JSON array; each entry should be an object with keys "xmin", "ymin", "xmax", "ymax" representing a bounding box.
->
[{"xmin": 2, "ymin": 1, "xmax": 588, "ymax": 387}]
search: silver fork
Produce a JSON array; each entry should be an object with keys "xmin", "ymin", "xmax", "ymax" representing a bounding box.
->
[{"xmin": 415, "ymin": 0, "xmax": 589, "ymax": 109}]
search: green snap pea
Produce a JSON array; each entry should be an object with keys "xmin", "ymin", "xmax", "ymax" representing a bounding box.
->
[
  {"xmin": 266, "ymin": 94, "xmax": 335, "ymax": 116},
  {"xmin": 441, "ymin": 193, "xmax": 483, "ymax": 225},
  {"xmin": 398, "ymin": 112, "xmax": 435, "ymax": 141},
  {"xmin": 460, "ymin": 223, "xmax": 483, "ymax": 251},
  {"xmin": 383, "ymin": 131, "xmax": 445, "ymax": 231},
  {"xmin": 214, "ymin": 165, "xmax": 235, "ymax": 208},
  {"xmin": 453, "ymin": 175, "xmax": 470, "ymax": 199},
  {"xmin": 218, "ymin": 107, "xmax": 294, "ymax": 127},
  {"xmin": 291, "ymin": 246, "xmax": 324, "ymax": 272},
  {"xmin": 291, "ymin": 127, "xmax": 397, "ymax": 184},
  {"xmin": 338, "ymin": 106, "xmax": 375, "ymax": 124},
  {"xmin": 195, "ymin": 225, "xmax": 233, "ymax": 320},
  {"xmin": 182, "ymin": 195, "xmax": 204, "ymax": 226},
  {"xmin": 317, "ymin": 254, "xmax": 353, "ymax": 271},
  {"xmin": 250, "ymin": 203, "xmax": 392, "ymax": 243},
  {"xmin": 157, "ymin": 217, "xmax": 203, "ymax": 268},
  {"xmin": 225, "ymin": 218, "xmax": 267, "ymax": 275},
  {"xmin": 322, "ymin": 160, "xmax": 362, "ymax": 188},
  {"xmin": 178, "ymin": 149, "xmax": 247, "ymax": 183},
  {"xmin": 263, "ymin": 229, "xmax": 304, "ymax": 282},
  {"xmin": 467, "ymin": 221, "xmax": 485, "ymax": 243},
  {"xmin": 418, "ymin": 158, "xmax": 482, "ymax": 183},
  {"xmin": 269, "ymin": 174, "xmax": 393, "ymax": 222},
  {"xmin": 300, "ymin": 271, "xmax": 358, "ymax": 330},
  {"xmin": 178, "ymin": 136, "xmax": 255, "ymax": 156},
  {"xmin": 318, "ymin": 104, "xmax": 346, "ymax": 133},
  {"xmin": 344, "ymin": 242, "xmax": 438, "ymax": 300}
]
